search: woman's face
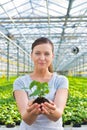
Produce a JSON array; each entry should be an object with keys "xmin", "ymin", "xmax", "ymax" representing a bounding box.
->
[{"xmin": 31, "ymin": 43, "xmax": 54, "ymax": 70}]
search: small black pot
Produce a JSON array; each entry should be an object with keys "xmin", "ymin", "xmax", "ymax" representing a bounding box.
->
[
  {"xmin": 82, "ymin": 120, "xmax": 87, "ymax": 125},
  {"xmin": 0, "ymin": 121, "xmax": 5, "ymax": 125},
  {"xmin": 6, "ymin": 123, "xmax": 16, "ymax": 128},
  {"xmin": 73, "ymin": 123, "xmax": 81, "ymax": 127},
  {"xmin": 64, "ymin": 120, "xmax": 71, "ymax": 125},
  {"xmin": 16, "ymin": 120, "xmax": 21, "ymax": 125}
]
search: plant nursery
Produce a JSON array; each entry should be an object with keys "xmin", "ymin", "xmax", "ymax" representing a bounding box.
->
[{"xmin": 0, "ymin": 0, "xmax": 87, "ymax": 130}]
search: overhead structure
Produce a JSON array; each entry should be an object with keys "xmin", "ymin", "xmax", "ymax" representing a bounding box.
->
[{"xmin": 0, "ymin": 0, "xmax": 87, "ymax": 77}]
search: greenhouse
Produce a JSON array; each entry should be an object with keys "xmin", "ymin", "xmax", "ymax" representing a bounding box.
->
[{"xmin": 0, "ymin": 0, "xmax": 87, "ymax": 130}]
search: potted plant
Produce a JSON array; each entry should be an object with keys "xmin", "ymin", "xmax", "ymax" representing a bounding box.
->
[
  {"xmin": 71, "ymin": 116, "xmax": 82, "ymax": 127},
  {"xmin": 29, "ymin": 80, "xmax": 50, "ymax": 104},
  {"xmin": 5, "ymin": 118, "xmax": 16, "ymax": 128},
  {"xmin": 81, "ymin": 110, "xmax": 87, "ymax": 127}
]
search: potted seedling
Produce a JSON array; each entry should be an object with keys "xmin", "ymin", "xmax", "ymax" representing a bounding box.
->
[
  {"xmin": 71, "ymin": 116, "xmax": 82, "ymax": 127},
  {"xmin": 29, "ymin": 80, "xmax": 50, "ymax": 104},
  {"xmin": 5, "ymin": 118, "xmax": 16, "ymax": 128}
]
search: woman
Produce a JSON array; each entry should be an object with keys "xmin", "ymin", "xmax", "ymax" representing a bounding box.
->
[{"xmin": 13, "ymin": 37, "xmax": 69, "ymax": 130}]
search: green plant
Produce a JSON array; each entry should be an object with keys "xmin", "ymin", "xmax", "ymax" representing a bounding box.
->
[
  {"xmin": 0, "ymin": 76, "xmax": 87, "ymax": 125},
  {"xmin": 29, "ymin": 80, "xmax": 50, "ymax": 104},
  {"xmin": 29, "ymin": 80, "xmax": 50, "ymax": 97},
  {"xmin": 5, "ymin": 117, "xmax": 16, "ymax": 128},
  {"xmin": 71, "ymin": 116, "xmax": 82, "ymax": 127}
]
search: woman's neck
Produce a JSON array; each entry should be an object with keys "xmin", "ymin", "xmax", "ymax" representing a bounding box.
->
[{"xmin": 30, "ymin": 69, "xmax": 53, "ymax": 82}]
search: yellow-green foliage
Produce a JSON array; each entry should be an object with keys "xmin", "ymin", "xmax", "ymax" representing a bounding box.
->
[
  {"xmin": 0, "ymin": 76, "xmax": 87, "ymax": 126},
  {"xmin": 63, "ymin": 76, "xmax": 87, "ymax": 125}
]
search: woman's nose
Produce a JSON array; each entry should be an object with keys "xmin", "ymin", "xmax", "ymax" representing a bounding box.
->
[{"xmin": 40, "ymin": 54, "xmax": 45, "ymax": 60}]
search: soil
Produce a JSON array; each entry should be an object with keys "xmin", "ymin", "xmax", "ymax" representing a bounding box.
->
[{"xmin": 33, "ymin": 97, "xmax": 49, "ymax": 104}]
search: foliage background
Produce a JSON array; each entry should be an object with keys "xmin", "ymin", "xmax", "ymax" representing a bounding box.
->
[{"xmin": 0, "ymin": 76, "xmax": 87, "ymax": 126}]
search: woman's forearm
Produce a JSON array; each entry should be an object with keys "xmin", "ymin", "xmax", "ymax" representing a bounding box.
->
[
  {"xmin": 22, "ymin": 111, "xmax": 38, "ymax": 125},
  {"xmin": 21, "ymin": 103, "xmax": 41, "ymax": 125},
  {"xmin": 46, "ymin": 108, "xmax": 62, "ymax": 122},
  {"xmin": 41, "ymin": 102, "xmax": 63, "ymax": 122}
]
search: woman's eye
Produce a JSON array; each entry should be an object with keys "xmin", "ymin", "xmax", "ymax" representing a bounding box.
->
[
  {"xmin": 35, "ymin": 52, "xmax": 50, "ymax": 56},
  {"xmin": 45, "ymin": 53, "xmax": 50, "ymax": 56},
  {"xmin": 35, "ymin": 52, "xmax": 40, "ymax": 55}
]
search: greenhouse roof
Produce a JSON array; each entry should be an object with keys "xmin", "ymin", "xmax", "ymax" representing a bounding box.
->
[{"xmin": 0, "ymin": 0, "xmax": 87, "ymax": 72}]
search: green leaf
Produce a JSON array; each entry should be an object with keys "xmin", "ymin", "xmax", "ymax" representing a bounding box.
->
[
  {"xmin": 44, "ymin": 89, "xmax": 49, "ymax": 94},
  {"xmin": 29, "ymin": 80, "xmax": 50, "ymax": 97},
  {"xmin": 29, "ymin": 89, "xmax": 40, "ymax": 97},
  {"xmin": 29, "ymin": 80, "xmax": 37, "ymax": 89}
]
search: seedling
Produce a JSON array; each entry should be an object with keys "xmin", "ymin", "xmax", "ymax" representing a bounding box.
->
[
  {"xmin": 29, "ymin": 80, "xmax": 49, "ymax": 97},
  {"xmin": 29, "ymin": 80, "xmax": 50, "ymax": 104}
]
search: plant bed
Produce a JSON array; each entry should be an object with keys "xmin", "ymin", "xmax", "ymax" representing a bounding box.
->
[{"xmin": 0, "ymin": 76, "xmax": 87, "ymax": 126}]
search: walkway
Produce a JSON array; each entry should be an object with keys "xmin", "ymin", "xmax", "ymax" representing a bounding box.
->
[{"xmin": 0, "ymin": 126, "xmax": 87, "ymax": 130}]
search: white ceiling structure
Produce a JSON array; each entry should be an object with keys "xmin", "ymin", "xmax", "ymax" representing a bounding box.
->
[{"xmin": 0, "ymin": 0, "xmax": 87, "ymax": 73}]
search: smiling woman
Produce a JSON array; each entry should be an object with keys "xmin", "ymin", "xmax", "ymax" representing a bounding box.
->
[
  {"xmin": 0, "ymin": 0, "xmax": 87, "ymax": 129},
  {"xmin": 31, "ymin": 38, "xmax": 54, "ymax": 73},
  {"xmin": 13, "ymin": 37, "xmax": 69, "ymax": 130}
]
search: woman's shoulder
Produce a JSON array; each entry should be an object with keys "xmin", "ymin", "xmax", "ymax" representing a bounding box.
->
[
  {"xmin": 13, "ymin": 74, "xmax": 32, "ymax": 91},
  {"xmin": 13, "ymin": 74, "xmax": 32, "ymax": 87},
  {"xmin": 14, "ymin": 74, "xmax": 30, "ymax": 81},
  {"xmin": 53, "ymin": 72, "xmax": 69, "ymax": 89},
  {"xmin": 53, "ymin": 72, "xmax": 68, "ymax": 80}
]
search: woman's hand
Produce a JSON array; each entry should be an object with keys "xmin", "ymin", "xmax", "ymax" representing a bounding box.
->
[
  {"xmin": 41, "ymin": 101, "xmax": 60, "ymax": 121},
  {"xmin": 22, "ymin": 100, "xmax": 42, "ymax": 125},
  {"xmin": 41, "ymin": 88, "xmax": 68, "ymax": 122},
  {"xmin": 27, "ymin": 100, "xmax": 42, "ymax": 115}
]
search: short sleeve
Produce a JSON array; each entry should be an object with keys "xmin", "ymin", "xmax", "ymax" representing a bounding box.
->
[
  {"xmin": 13, "ymin": 77, "xmax": 25, "ymax": 91},
  {"xmin": 55, "ymin": 75, "xmax": 69, "ymax": 90}
]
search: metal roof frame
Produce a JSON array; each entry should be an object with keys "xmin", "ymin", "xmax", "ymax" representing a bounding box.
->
[{"xmin": 0, "ymin": 0, "xmax": 87, "ymax": 74}]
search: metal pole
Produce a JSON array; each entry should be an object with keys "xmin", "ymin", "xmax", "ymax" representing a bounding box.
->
[
  {"xmin": 28, "ymin": 57, "xmax": 30, "ymax": 73},
  {"xmin": 17, "ymin": 44, "xmax": 19, "ymax": 77},
  {"xmin": 7, "ymin": 42, "xmax": 9, "ymax": 81},
  {"xmin": 23, "ymin": 53, "xmax": 25, "ymax": 74}
]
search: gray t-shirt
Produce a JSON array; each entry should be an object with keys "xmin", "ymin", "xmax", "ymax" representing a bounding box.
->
[{"xmin": 13, "ymin": 73, "xmax": 68, "ymax": 130}]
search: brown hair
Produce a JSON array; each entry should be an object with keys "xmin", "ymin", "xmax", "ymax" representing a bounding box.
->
[{"xmin": 31, "ymin": 37, "xmax": 54, "ymax": 72}]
